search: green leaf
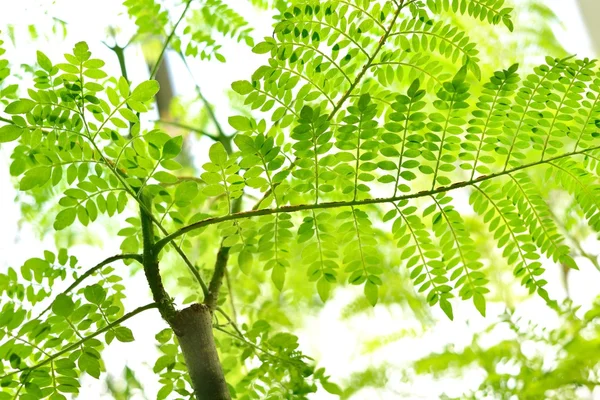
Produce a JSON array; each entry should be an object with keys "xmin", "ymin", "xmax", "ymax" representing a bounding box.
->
[
  {"xmin": 155, "ymin": 328, "xmax": 172, "ymax": 344},
  {"xmin": 162, "ymin": 136, "xmax": 182, "ymax": 159},
  {"xmin": 440, "ymin": 299, "xmax": 454, "ymax": 320},
  {"xmin": 84, "ymin": 284, "xmax": 106, "ymax": 305},
  {"xmin": 36, "ymin": 51, "xmax": 52, "ymax": 71},
  {"xmin": 238, "ymin": 249, "xmax": 253, "ymax": 275},
  {"xmin": 228, "ymin": 115, "xmax": 252, "ymax": 131},
  {"xmin": 252, "ymin": 41, "xmax": 274, "ymax": 54},
  {"xmin": 73, "ymin": 41, "xmax": 91, "ymax": 62},
  {"xmin": 118, "ymin": 76, "xmax": 130, "ymax": 97},
  {"xmin": 157, "ymin": 383, "xmax": 173, "ymax": 400},
  {"xmin": 272, "ymin": 264, "xmax": 286, "ymax": 291},
  {"xmin": 233, "ymin": 134, "xmax": 255, "ymax": 152},
  {"xmin": 317, "ymin": 277, "xmax": 330, "ymax": 302},
  {"xmin": 118, "ymin": 108, "xmax": 138, "ymax": 123},
  {"xmin": 52, "ymin": 294, "xmax": 75, "ymax": 317},
  {"xmin": 452, "ymin": 65, "xmax": 468, "ymax": 86},
  {"xmin": 209, "ymin": 142, "xmax": 228, "ymax": 165},
  {"xmin": 20, "ymin": 166, "xmax": 51, "ymax": 190},
  {"xmin": 54, "ymin": 208, "xmax": 77, "ymax": 230},
  {"xmin": 0, "ymin": 125, "xmax": 23, "ymax": 143},
  {"xmin": 153, "ymin": 171, "xmax": 178, "ymax": 184},
  {"xmin": 231, "ymin": 80, "xmax": 254, "ymax": 95},
  {"xmin": 364, "ymin": 280, "xmax": 378, "ymax": 306},
  {"xmin": 322, "ymin": 381, "xmax": 343, "ymax": 395},
  {"xmin": 473, "ymin": 292, "xmax": 486, "ymax": 317},
  {"xmin": 130, "ymin": 80, "xmax": 160, "ymax": 102},
  {"xmin": 5, "ymin": 99, "xmax": 35, "ymax": 114},
  {"xmin": 78, "ymin": 351, "xmax": 100, "ymax": 379},
  {"xmin": 175, "ymin": 181, "xmax": 199, "ymax": 202},
  {"xmin": 115, "ymin": 326, "xmax": 135, "ymax": 342}
]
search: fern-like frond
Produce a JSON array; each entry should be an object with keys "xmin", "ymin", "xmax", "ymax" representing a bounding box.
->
[
  {"xmin": 429, "ymin": 193, "xmax": 486, "ymax": 315},
  {"xmin": 425, "ymin": 0, "xmax": 514, "ymax": 31},
  {"xmin": 340, "ymin": 206, "xmax": 382, "ymax": 306},
  {"xmin": 389, "ymin": 17, "xmax": 481, "ymax": 79},
  {"xmin": 552, "ymin": 158, "xmax": 600, "ymax": 234},
  {"xmin": 390, "ymin": 201, "xmax": 453, "ymax": 318},
  {"xmin": 464, "ymin": 63, "xmax": 519, "ymax": 179},
  {"xmin": 507, "ymin": 172, "xmax": 576, "ymax": 268},
  {"xmin": 471, "ymin": 181, "xmax": 550, "ymax": 300}
]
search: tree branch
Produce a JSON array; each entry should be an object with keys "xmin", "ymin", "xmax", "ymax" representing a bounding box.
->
[
  {"xmin": 204, "ymin": 197, "xmax": 242, "ymax": 311},
  {"xmin": 154, "ymin": 144, "xmax": 600, "ymax": 254},
  {"xmin": 204, "ymin": 242, "xmax": 229, "ymax": 310},
  {"xmin": 34, "ymin": 253, "xmax": 142, "ymax": 320},
  {"xmin": 140, "ymin": 192, "xmax": 177, "ymax": 322},
  {"xmin": 0, "ymin": 303, "xmax": 158, "ymax": 381}
]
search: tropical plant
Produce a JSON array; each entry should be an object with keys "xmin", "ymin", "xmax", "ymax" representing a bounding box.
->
[{"xmin": 0, "ymin": 0, "xmax": 599, "ymax": 399}]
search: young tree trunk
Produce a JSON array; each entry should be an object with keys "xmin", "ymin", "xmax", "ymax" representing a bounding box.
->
[{"xmin": 172, "ymin": 303, "xmax": 231, "ymax": 400}]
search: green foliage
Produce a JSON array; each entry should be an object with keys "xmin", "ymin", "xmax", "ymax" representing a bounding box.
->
[
  {"xmin": 0, "ymin": 0, "xmax": 599, "ymax": 398},
  {"xmin": 411, "ymin": 300, "xmax": 600, "ymax": 399}
]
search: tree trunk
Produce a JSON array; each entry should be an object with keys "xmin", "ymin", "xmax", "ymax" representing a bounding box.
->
[{"xmin": 172, "ymin": 303, "xmax": 231, "ymax": 400}]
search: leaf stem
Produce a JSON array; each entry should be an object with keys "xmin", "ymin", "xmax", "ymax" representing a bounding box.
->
[
  {"xmin": 150, "ymin": 0, "xmax": 193, "ymax": 80},
  {"xmin": 328, "ymin": 0, "xmax": 404, "ymax": 121}
]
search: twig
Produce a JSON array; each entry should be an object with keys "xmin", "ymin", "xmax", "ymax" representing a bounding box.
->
[
  {"xmin": 150, "ymin": 0, "xmax": 194, "ymax": 80},
  {"xmin": 34, "ymin": 253, "xmax": 142, "ymax": 320},
  {"xmin": 155, "ymin": 119, "xmax": 220, "ymax": 141},
  {"xmin": 176, "ymin": 50, "xmax": 226, "ymax": 139}
]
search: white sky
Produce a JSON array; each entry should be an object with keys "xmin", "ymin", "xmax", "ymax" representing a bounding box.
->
[{"xmin": 1, "ymin": 1, "xmax": 600, "ymax": 399}]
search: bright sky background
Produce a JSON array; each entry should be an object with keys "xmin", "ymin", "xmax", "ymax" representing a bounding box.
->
[{"xmin": 1, "ymin": 1, "xmax": 599, "ymax": 399}]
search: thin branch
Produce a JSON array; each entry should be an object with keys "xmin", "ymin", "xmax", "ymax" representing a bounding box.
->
[
  {"xmin": 0, "ymin": 303, "xmax": 158, "ymax": 381},
  {"xmin": 150, "ymin": 0, "xmax": 193, "ymax": 80},
  {"xmin": 204, "ymin": 197, "xmax": 242, "ymax": 310},
  {"xmin": 155, "ymin": 119, "xmax": 220, "ymax": 141},
  {"xmin": 105, "ymin": 43, "xmax": 130, "ymax": 82},
  {"xmin": 205, "ymin": 240, "xmax": 230, "ymax": 310},
  {"xmin": 154, "ymin": 144, "xmax": 600, "ymax": 253},
  {"xmin": 176, "ymin": 50, "xmax": 226, "ymax": 140},
  {"xmin": 160, "ymin": 176, "xmax": 206, "ymax": 188},
  {"xmin": 35, "ymin": 253, "xmax": 142, "ymax": 320},
  {"xmin": 224, "ymin": 268, "xmax": 237, "ymax": 323},
  {"xmin": 214, "ymin": 326, "xmax": 308, "ymax": 368}
]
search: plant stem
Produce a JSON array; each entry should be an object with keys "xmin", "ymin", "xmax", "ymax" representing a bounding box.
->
[
  {"xmin": 140, "ymin": 191, "xmax": 177, "ymax": 322},
  {"xmin": 154, "ymin": 144, "xmax": 600, "ymax": 253}
]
